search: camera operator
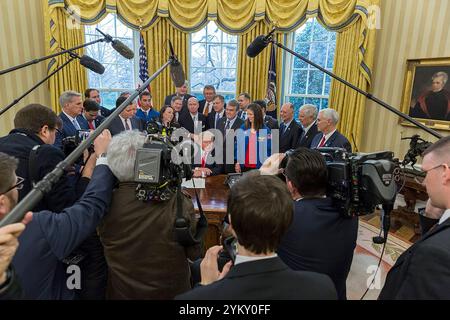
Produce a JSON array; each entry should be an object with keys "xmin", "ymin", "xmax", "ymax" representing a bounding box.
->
[
  {"xmin": 276, "ymin": 148, "xmax": 358, "ymax": 300},
  {"xmin": 0, "ymin": 153, "xmax": 33, "ymax": 300},
  {"xmin": 176, "ymin": 172, "xmax": 337, "ymax": 299},
  {"xmin": 97, "ymin": 130, "xmax": 200, "ymax": 299},
  {"xmin": 380, "ymin": 136, "xmax": 450, "ymax": 300},
  {"xmin": 8, "ymin": 130, "xmax": 114, "ymax": 299},
  {"xmin": 0, "ymin": 104, "xmax": 95, "ymax": 212}
]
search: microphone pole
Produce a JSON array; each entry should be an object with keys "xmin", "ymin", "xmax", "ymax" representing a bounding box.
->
[
  {"xmin": 267, "ymin": 39, "xmax": 443, "ymax": 139},
  {"xmin": 0, "ymin": 58, "xmax": 173, "ymax": 227},
  {"xmin": 0, "ymin": 57, "xmax": 76, "ymax": 117},
  {"xmin": 0, "ymin": 38, "xmax": 106, "ymax": 76}
]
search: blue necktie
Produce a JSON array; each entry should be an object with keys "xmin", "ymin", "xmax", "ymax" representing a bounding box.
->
[{"xmin": 72, "ymin": 119, "xmax": 81, "ymax": 130}]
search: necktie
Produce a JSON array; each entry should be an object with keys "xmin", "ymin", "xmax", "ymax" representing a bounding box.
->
[
  {"xmin": 215, "ymin": 113, "xmax": 220, "ymax": 128},
  {"xmin": 125, "ymin": 119, "xmax": 130, "ymax": 130},
  {"xmin": 225, "ymin": 120, "xmax": 231, "ymax": 130},
  {"xmin": 88, "ymin": 121, "xmax": 94, "ymax": 130},
  {"xmin": 201, "ymin": 152, "xmax": 207, "ymax": 168},
  {"xmin": 281, "ymin": 124, "xmax": 287, "ymax": 135},
  {"xmin": 72, "ymin": 119, "xmax": 81, "ymax": 130},
  {"xmin": 203, "ymin": 102, "xmax": 210, "ymax": 117},
  {"xmin": 318, "ymin": 135, "xmax": 326, "ymax": 147},
  {"xmin": 192, "ymin": 115, "xmax": 197, "ymax": 123}
]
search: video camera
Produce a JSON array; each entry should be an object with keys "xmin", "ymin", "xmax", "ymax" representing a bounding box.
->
[
  {"xmin": 61, "ymin": 129, "xmax": 94, "ymax": 164},
  {"xmin": 281, "ymin": 148, "xmax": 401, "ymax": 218},
  {"xmin": 133, "ymin": 130, "xmax": 193, "ymax": 202}
]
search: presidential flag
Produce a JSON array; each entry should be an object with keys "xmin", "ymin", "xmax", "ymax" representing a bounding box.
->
[{"xmin": 265, "ymin": 43, "xmax": 277, "ymax": 119}]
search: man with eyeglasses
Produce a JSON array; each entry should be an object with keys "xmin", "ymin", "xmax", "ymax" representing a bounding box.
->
[
  {"xmin": 380, "ymin": 135, "xmax": 450, "ymax": 300},
  {"xmin": 0, "ymin": 154, "xmax": 33, "ymax": 300},
  {"xmin": 1, "ymin": 130, "xmax": 114, "ymax": 300}
]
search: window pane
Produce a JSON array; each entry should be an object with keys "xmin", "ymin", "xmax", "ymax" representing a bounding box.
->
[
  {"xmin": 321, "ymin": 99, "xmax": 329, "ymax": 109},
  {"xmin": 324, "ymin": 75, "xmax": 332, "ymax": 95},
  {"xmin": 293, "ymin": 43, "xmax": 310, "ymax": 69},
  {"xmin": 296, "ymin": 21, "xmax": 313, "ymax": 42},
  {"xmin": 304, "ymin": 97, "xmax": 321, "ymax": 108},
  {"xmin": 327, "ymin": 41, "xmax": 336, "ymax": 69},
  {"xmin": 291, "ymin": 70, "xmax": 307, "ymax": 94},
  {"xmin": 99, "ymin": 91, "xmax": 119, "ymax": 110},
  {"xmin": 312, "ymin": 21, "xmax": 328, "ymax": 41},
  {"xmin": 307, "ymin": 70, "xmax": 324, "ymax": 95},
  {"xmin": 286, "ymin": 96, "xmax": 305, "ymax": 121},
  {"xmin": 116, "ymin": 18, "xmax": 132, "ymax": 38},
  {"xmin": 310, "ymin": 41, "xmax": 328, "ymax": 68},
  {"xmin": 190, "ymin": 21, "xmax": 237, "ymax": 96}
]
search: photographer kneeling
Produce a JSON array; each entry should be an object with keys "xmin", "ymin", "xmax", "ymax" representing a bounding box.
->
[
  {"xmin": 98, "ymin": 130, "xmax": 201, "ymax": 299},
  {"xmin": 276, "ymin": 148, "xmax": 358, "ymax": 300},
  {"xmin": 176, "ymin": 172, "xmax": 337, "ymax": 299}
]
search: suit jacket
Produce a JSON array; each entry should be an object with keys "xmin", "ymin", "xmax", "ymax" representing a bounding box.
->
[
  {"xmin": 108, "ymin": 116, "xmax": 145, "ymax": 136},
  {"xmin": 175, "ymin": 257, "xmax": 337, "ymax": 299},
  {"xmin": 83, "ymin": 114, "xmax": 105, "ymax": 130},
  {"xmin": 379, "ymin": 218, "xmax": 450, "ymax": 300},
  {"xmin": 99, "ymin": 106, "xmax": 112, "ymax": 117},
  {"xmin": 207, "ymin": 110, "xmax": 225, "ymax": 130},
  {"xmin": 12, "ymin": 165, "xmax": 115, "ymax": 299},
  {"xmin": 216, "ymin": 116, "xmax": 244, "ymax": 173},
  {"xmin": 310, "ymin": 130, "xmax": 352, "ymax": 153},
  {"xmin": 277, "ymin": 198, "xmax": 358, "ymax": 300},
  {"xmin": 296, "ymin": 122, "xmax": 318, "ymax": 149},
  {"xmin": 192, "ymin": 149, "xmax": 223, "ymax": 176},
  {"xmin": 199, "ymin": 99, "xmax": 214, "ymax": 115},
  {"xmin": 178, "ymin": 112, "xmax": 207, "ymax": 133},
  {"xmin": 54, "ymin": 112, "xmax": 89, "ymax": 149},
  {"xmin": 163, "ymin": 93, "xmax": 194, "ymax": 108},
  {"xmin": 279, "ymin": 120, "xmax": 303, "ymax": 153},
  {"xmin": 264, "ymin": 115, "xmax": 279, "ymax": 130}
]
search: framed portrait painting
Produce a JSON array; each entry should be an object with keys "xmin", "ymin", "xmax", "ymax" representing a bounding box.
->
[{"xmin": 400, "ymin": 57, "xmax": 450, "ymax": 131}]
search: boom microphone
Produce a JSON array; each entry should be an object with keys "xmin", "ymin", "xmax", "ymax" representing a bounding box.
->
[
  {"xmin": 246, "ymin": 27, "xmax": 276, "ymax": 58},
  {"xmin": 168, "ymin": 40, "xmax": 186, "ymax": 87},
  {"xmin": 96, "ymin": 28, "xmax": 135, "ymax": 60},
  {"xmin": 64, "ymin": 48, "xmax": 105, "ymax": 74}
]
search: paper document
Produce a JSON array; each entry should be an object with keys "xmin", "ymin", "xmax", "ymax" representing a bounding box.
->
[{"xmin": 181, "ymin": 178, "xmax": 206, "ymax": 189}]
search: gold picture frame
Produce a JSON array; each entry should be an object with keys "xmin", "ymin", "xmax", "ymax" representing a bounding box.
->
[{"xmin": 400, "ymin": 57, "xmax": 450, "ymax": 131}]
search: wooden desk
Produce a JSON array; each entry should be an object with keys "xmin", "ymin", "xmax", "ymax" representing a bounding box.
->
[{"xmin": 184, "ymin": 175, "xmax": 228, "ymax": 250}]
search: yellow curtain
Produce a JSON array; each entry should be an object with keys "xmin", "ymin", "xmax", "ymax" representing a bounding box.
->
[
  {"xmin": 237, "ymin": 21, "xmax": 284, "ymax": 109},
  {"xmin": 141, "ymin": 18, "xmax": 189, "ymax": 110},
  {"xmin": 43, "ymin": 0, "xmax": 88, "ymax": 113},
  {"xmin": 328, "ymin": 17, "xmax": 375, "ymax": 150}
]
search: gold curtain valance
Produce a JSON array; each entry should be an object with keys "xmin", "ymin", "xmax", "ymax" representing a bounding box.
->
[{"xmin": 48, "ymin": 0, "xmax": 374, "ymax": 33}]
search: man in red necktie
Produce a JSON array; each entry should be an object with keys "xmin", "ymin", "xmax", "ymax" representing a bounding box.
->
[
  {"xmin": 83, "ymin": 99, "xmax": 104, "ymax": 131},
  {"xmin": 312, "ymin": 108, "xmax": 352, "ymax": 152}
]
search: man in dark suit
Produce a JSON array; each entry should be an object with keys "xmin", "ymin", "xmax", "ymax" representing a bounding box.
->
[
  {"xmin": 163, "ymin": 81, "xmax": 194, "ymax": 109},
  {"xmin": 191, "ymin": 130, "xmax": 223, "ymax": 177},
  {"xmin": 83, "ymin": 99, "xmax": 105, "ymax": 130},
  {"xmin": 310, "ymin": 108, "xmax": 352, "ymax": 153},
  {"xmin": 198, "ymin": 85, "xmax": 216, "ymax": 117},
  {"xmin": 216, "ymin": 99, "xmax": 244, "ymax": 173},
  {"xmin": 207, "ymin": 95, "xmax": 226, "ymax": 130},
  {"xmin": 237, "ymin": 92, "xmax": 251, "ymax": 120},
  {"xmin": 296, "ymin": 104, "xmax": 319, "ymax": 148},
  {"xmin": 277, "ymin": 148, "xmax": 358, "ymax": 300},
  {"xmin": 253, "ymin": 99, "xmax": 279, "ymax": 130},
  {"xmin": 108, "ymin": 96, "xmax": 144, "ymax": 136},
  {"xmin": 379, "ymin": 136, "xmax": 450, "ymax": 300},
  {"xmin": 176, "ymin": 173, "xmax": 337, "ymax": 300},
  {"xmin": 279, "ymin": 102, "xmax": 302, "ymax": 153},
  {"xmin": 8, "ymin": 130, "xmax": 114, "ymax": 300},
  {"xmin": 84, "ymin": 88, "xmax": 112, "ymax": 118},
  {"xmin": 54, "ymin": 91, "xmax": 89, "ymax": 149},
  {"xmin": 178, "ymin": 97, "xmax": 207, "ymax": 134}
]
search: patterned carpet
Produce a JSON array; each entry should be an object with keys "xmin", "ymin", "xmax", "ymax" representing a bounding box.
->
[{"xmin": 346, "ymin": 220, "xmax": 412, "ymax": 300}]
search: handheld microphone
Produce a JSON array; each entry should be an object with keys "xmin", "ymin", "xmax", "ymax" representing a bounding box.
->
[
  {"xmin": 63, "ymin": 48, "xmax": 105, "ymax": 74},
  {"xmin": 246, "ymin": 27, "xmax": 276, "ymax": 58},
  {"xmin": 96, "ymin": 28, "xmax": 135, "ymax": 60},
  {"xmin": 168, "ymin": 40, "xmax": 186, "ymax": 87}
]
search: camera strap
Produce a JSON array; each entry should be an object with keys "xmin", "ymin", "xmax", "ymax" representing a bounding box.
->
[
  {"xmin": 175, "ymin": 186, "xmax": 208, "ymax": 247},
  {"xmin": 28, "ymin": 145, "xmax": 41, "ymax": 186}
]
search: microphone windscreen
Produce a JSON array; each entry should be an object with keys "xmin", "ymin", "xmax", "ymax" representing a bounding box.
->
[
  {"xmin": 246, "ymin": 35, "xmax": 268, "ymax": 58},
  {"xmin": 170, "ymin": 61, "xmax": 186, "ymax": 88},
  {"xmin": 112, "ymin": 40, "xmax": 135, "ymax": 60},
  {"xmin": 80, "ymin": 55, "xmax": 105, "ymax": 74}
]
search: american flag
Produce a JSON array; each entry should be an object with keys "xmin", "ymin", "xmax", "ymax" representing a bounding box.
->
[{"xmin": 138, "ymin": 32, "xmax": 150, "ymax": 93}]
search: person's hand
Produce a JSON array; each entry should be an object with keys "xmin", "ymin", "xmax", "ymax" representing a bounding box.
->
[
  {"xmin": 235, "ymin": 162, "xmax": 241, "ymax": 173},
  {"xmin": 200, "ymin": 246, "xmax": 232, "ymax": 285},
  {"xmin": 93, "ymin": 129, "xmax": 112, "ymax": 158},
  {"xmin": 260, "ymin": 153, "xmax": 285, "ymax": 175},
  {"xmin": 192, "ymin": 167, "xmax": 212, "ymax": 178},
  {"xmin": 0, "ymin": 212, "xmax": 32, "ymax": 285}
]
